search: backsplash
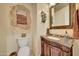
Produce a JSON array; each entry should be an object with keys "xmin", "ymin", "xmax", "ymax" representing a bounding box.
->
[{"xmin": 49, "ymin": 29, "xmax": 73, "ymax": 37}]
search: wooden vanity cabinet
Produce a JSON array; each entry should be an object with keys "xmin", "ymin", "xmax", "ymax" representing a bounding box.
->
[{"xmin": 41, "ymin": 36, "xmax": 72, "ymax": 56}]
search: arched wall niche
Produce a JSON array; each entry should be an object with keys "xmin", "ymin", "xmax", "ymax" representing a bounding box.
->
[{"xmin": 10, "ymin": 5, "xmax": 31, "ymax": 30}]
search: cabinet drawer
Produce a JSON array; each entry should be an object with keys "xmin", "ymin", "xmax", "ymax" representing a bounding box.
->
[{"xmin": 49, "ymin": 41, "xmax": 61, "ymax": 48}]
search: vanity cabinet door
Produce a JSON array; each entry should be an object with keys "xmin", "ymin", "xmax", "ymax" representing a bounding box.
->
[
  {"xmin": 43, "ymin": 42, "xmax": 50, "ymax": 56},
  {"xmin": 41, "ymin": 40, "xmax": 44, "ymax": 56},
  {"xmin": 49, "ymin": 45, "xmax": 62, "ymax": 56}
]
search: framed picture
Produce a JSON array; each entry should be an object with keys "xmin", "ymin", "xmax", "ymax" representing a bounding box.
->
[{"xmin": 10, "ymin": 5, "xmax": 31, "ymax": 30}]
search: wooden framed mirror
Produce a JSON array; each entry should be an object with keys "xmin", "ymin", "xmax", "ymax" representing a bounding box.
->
[{"xmin": 49, "ymin": 3, "xmax": 76, "ymax": 29}]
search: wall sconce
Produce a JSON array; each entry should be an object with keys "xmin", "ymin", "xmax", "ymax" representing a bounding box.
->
[{"xmin": 41, "ymin": 11, "xmax": 47, "ymax": 23}]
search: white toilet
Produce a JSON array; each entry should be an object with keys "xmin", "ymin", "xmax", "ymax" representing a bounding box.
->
[{"xmin": 17, "ymin": 37, "xmax": 31, "ymax": 56}]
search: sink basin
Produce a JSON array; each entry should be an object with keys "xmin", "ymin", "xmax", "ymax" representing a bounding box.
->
[{"xmin": 47, "ymin": 36, "xmax": 60, "ymax": 40}]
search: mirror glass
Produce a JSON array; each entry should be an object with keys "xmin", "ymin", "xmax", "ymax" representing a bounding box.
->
[
  {"xmin": 50, "ymin": 3, "xmax": 76, "ymax": 29},
  {"xmin": 53, "ymin": 3, "xmax": 69, "ymax": 26}
]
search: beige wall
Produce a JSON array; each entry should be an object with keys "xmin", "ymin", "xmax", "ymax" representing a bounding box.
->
[
  {"xmin": 0, "ymin": 3, "xmax": 49, "ymax": 56},
  {"xmin": 0, "ymin": 4, "xmax": 7, "ymax": 55},
  {"xmin": 73, "ymin": 3, "xmax": 79, "ymax": 56},
  {"xmin": 34, "ymin": 3, "xmax": 49, "ymax": 55},
  {"xmin": 31, "ymin": 3, "xmax": 37, "ymax": 55},
  {"xmin": 31, "ymin": 3, "xmax": 49, "ymax": 56},
  {"xmin": 6, "ymin": 3, "xmax": 34, "ymax": 55},
  {"xmin": 0, "ymin": 3, "xmax": 34, "ymax": 55}
]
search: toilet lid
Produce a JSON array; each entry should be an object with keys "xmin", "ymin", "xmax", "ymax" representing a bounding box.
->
[{"xmin": 17, "ymin": 47, "xmax": 30, "ymax": 56}]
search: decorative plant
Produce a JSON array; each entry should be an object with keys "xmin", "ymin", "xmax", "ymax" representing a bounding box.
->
[{"xmin": 41, "ymin": 11, "xmax": 47, "ymax": 23}]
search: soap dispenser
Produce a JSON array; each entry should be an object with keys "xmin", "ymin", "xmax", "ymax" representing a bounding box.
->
[{"xmin": 64, "ymin": 31, "xmax": 68, "ymax": 42}]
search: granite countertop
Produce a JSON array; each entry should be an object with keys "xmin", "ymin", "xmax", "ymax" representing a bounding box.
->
[{"xmin": 42, "ymin": 35, "xmax": 74, "ymax": 48}]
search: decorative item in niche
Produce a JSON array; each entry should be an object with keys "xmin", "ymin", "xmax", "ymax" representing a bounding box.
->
[
  {"xmin": 10, "ymin": 5, "xmax": 31, "ymax": 30},
  {"xmin": 21, "ymin": 33, "xmax": 26, "ymax": 38},
  {"xmin": 41, "ymin": 11, "xmax": 47, "ymax": 23},
  {"xmin": 16, "ymin": 10, "xmax": 27, "ymax": 25}
]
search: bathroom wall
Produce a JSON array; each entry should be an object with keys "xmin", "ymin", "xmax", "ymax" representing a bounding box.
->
[
  {"xmin": 73, "ymin": 3, "xmax": 79, "ymax": 56},
  {"xmin": 26, "ymin": 3, "xmax": 49, "ymax": 56},
  {"xmin": 0, "ymin": 3, "xmax": 49, "ymax": 56},
  {"xmin": 7, "ymin": 3, "xmax": 34, "ymax": 55},
  {"xmin": 31, "ymin": 3, "xmax": 37, "ymax": 55},
  {"xmin": 0, "ymin": 3, "xmax": 34, "ymax": 55},
  {"xmin": 0, "ymin": 4, "xmax": 7, "ymax": 55},
  {"xmin": 32, "ymin": 3, "xmax": 49, "ymax": 55}
]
